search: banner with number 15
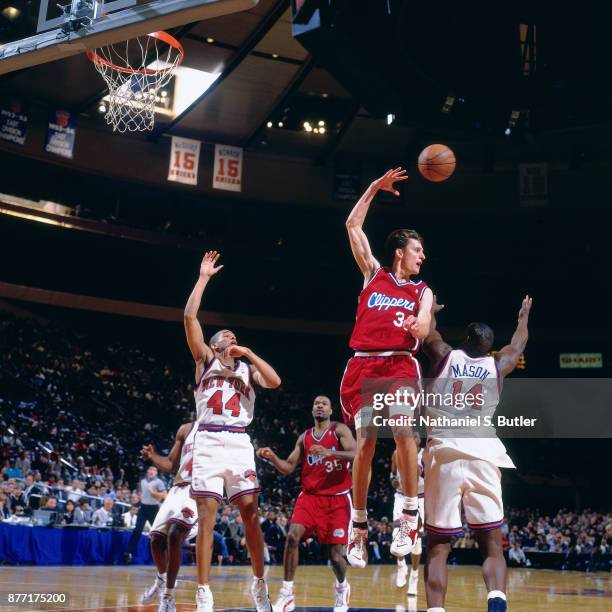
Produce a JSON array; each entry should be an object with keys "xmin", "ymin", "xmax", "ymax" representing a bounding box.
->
[
  {"xmin": 213, "ymin": 144, "xmax": 242, "ymax": 192},
  {"xmin": 168, "ymin": 136, "xmax": 201, "ymax": 186}
]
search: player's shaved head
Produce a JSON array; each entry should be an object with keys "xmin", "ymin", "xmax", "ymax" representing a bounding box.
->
[
  {"xmin": 209, "ymin": 329, "xmax": 236, "ymax": 349},
  {"xmin": 463, "ymin": 322, "xmax": 495, "ymax": 355}
]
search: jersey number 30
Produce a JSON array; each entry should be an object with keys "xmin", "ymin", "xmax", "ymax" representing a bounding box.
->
[{"xmin": 207, "ymin": 390, "xmax": 241, "ymax": 417}]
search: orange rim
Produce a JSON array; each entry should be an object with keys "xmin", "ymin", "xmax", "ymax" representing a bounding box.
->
[{"xmin": 86, "ymin": 31, "xmax": 184, "ymax": 75}]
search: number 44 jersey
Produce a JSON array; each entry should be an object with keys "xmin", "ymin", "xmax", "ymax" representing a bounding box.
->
[{"xmin": 194, "ymin": 357, "xmax": 255, "ymax": 428}]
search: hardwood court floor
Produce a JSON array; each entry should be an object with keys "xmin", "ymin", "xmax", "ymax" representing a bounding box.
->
[{"xmin": 0, "ymin": 564, "xmax": 609, "ymax": 611}]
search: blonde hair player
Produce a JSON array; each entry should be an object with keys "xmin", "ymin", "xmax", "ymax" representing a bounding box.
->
[
  {"xmin": 422, "ymin": 295, "xmax": 532, "ymax": 612},
  {"xmin": 184, "ymin": 251, "xmax": 282, "ymax": 612}
]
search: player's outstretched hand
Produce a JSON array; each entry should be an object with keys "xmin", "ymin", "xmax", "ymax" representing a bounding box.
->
[
  {"xmin": 200, "ymin": 250, "xmax": 224, "ymax": 278},
  {"xmin": 432, "ymin": 293, "xmax": 445, "ymax": 314},
  {"xmin": 402, "ymin": 314, "xmax": 420, "ymax": 335},
  {"xmin": 257, "ymin": 447, "xmax": 277, "ymax": 461},
  {"xmin": 141, "ymin": 444, "xmax": 153, "ymax": 460},
  {"xmin": 373, "ymin": 167, "xmax": 409, "ymax": 196},
  {"xmin": 309, "ymin": 444, "xmax": 331, "ymax": 457},
  {"xmin": 518, "ymin": 294, "xmax": 532, "ymax": 320}
]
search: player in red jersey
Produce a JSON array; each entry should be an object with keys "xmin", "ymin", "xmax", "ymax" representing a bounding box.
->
[
  {"xmin": 341, "ymin": 168, "xmax": 433, "ymax": 569},
  {"xmin": 257, "ymin": 396, "xmax": 356, "ymax": 612}
]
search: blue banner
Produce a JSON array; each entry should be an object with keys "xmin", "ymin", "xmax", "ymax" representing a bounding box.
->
[
  {"xmin": 45, "ymin": 110, "xmax": 77, "ymax": 159},
  {"xmin": 0, "ymin": 99, "xmax": 29, "ymax": 145}
]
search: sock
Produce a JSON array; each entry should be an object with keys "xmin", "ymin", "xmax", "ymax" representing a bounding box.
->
[
  {"xmin": 282, "ymin": 581, "xmax": 294, "ymax": 591},
  {"xmin": 352, "ymin": 508, "xmax": 367, "ymax": 524},
  {"xmin": 488, "ymin": 591, "xmax": 506, "ymax": 601},
  {"xmin": 165, "ymin": 587, "xmax": 174, "ymax": 597},
  {"xmin": 427, "ymin": 608, "xmax": 445, "ymax": 612},
  {"xmin": 198, "ymin": 584, "xmax": 210, "ymax": 591},
  {"xmin": 253, "ymin": 576, "xmax": 265, "ymax": 583},
  {"xmin": 397, "ymin": 557, "xmax": 407, "ymax": 567},
  {"xmin": 410, "ymin": 568, "xmax": 418, "ymax": 576},
  {"xmin": 402, "ymin": 496, "xmax": 418, "ymax": 512},
  {"xmin": 335, "ymin": 579, "xmax": 347, "ymax": 589}
]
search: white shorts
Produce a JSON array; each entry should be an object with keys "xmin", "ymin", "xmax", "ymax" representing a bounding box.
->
[
  {"xmin": 150, "ymin": 484, "xmax": 198, "ymax": 541},
  {"xmin": 190, "ymin": 427, "xmax": 260, "ymax": 504},
  {"xmin": 423, "ymin": 445, "xmax": 504, "ymax": 537}
]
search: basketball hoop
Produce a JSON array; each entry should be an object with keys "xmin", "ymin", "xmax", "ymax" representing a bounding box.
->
[{"xmin": 87, "ymin": 31, "xmax": 184, "ymax": 133}]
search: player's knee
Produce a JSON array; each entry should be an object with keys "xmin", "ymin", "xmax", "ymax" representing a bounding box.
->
[
  {"xmin": 357, "ymin": 436, "xmax": 376, "ymax": 457},
  {"xmin": 151, "ymin": 532, "xmax": 167, "ymax": 549},
  {"xmin": 286, "ymin": 530, "xmax": 301, "ymax": 549},
  {"xmin": 329, "ymin": 545, "xmax": 344, "ymax": 564},
  {"xmin": 167, "ymin": 524, "xmax": 186, "ymax": 547}
]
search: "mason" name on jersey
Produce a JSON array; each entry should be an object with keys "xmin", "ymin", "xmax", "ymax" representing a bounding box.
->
[
  {"xmin": 450, "ymin": 364, "xmax": 491, "ymax": 381},
  {"xmin": 367, "ymin": 292, "xmax": 416, "ymax": 312}
]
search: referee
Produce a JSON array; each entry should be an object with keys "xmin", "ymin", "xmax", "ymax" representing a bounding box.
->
[{"xmin": 124, "ymin": 466, "xmax": 166, "ymax": 563}]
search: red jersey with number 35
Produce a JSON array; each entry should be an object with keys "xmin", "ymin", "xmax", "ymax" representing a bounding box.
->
[
  {"xmin": 349, "ymin": 267, "xmax": 428, "ymax": 352},
  {"xmin": 301, "ymin": 423, "xmax": 352, "ymax": 495}
]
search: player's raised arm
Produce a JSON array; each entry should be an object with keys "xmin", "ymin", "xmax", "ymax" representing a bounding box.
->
[
  {"xmin": 494, "ymin": 295, "xmax": 532, "ymax": 378},
  {"xmin": 141, "ymin": 423, "xmax": 191, "ymax": 475},
  {"xmin": 226, "ymin": 345, "xmax": 281, "ymax": 389},
  {"xmin": 184, "ymin": 251, "xmax": 223, "ymax": 369},
  {"xmin": 345, "ymin": 168, "xmax": 408, "ymax": 282},
  {"xmin": 257, "ymin": 434, "xmax": 304, "ymax": 475},
  {"xmin": 423, "ymin": 294, "xmax": 452, "ymax": 372}
]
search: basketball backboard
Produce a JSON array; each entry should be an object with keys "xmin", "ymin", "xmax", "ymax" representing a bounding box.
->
[{"xmin": 0, "ymin": 0, "xmax": 258, "ymax": 74}]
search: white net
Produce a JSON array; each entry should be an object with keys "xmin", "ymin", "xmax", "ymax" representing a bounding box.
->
[{"xmin": 88, "ymin": 32, "xmax": 183, "ymax": 133}]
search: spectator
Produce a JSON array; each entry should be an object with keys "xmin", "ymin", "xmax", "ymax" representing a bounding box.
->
[
  {"xmin": 91, "ymin": 496, "xmax": 115, "ymax": 527},
  {"xmin": 62, "ymin": 500, "xmax": 77, "ymax": 525},
  {"xmin": 508, "ymin": 542, "xmax": 530, "ymax": 567},
  {"xmin": 123, "ymin": 505, "xmax": 139, "ymax": 529},
  {"xmin": 7, "ymin": 484, "xmax": 27, "ymax": 515},
  {"xmin": 74, "ymin": 498, "xmax": 92, "ymax": 525},
  {"xmin": 0, "ymin": 493, "xmax": 9, "ymax": 520},
  {"xmin": 15, "ymin": 451, "xmax": 31, "ymax": 476},
  {"xmin": 265, "ymin": 515, "xmax": 287, "ymax": 564}
]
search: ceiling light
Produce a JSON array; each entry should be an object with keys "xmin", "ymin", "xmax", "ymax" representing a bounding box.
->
[
  {"xmin": 278, "ymin": 121, "xmax": 284, "ymax": 127},
  {"xmin": 98, "ymin": 102, "xmax": 106, "ymax": 113},
  {"xmin": 386, "ymin": 113, "xmax": 395, "ymax": 125},
  {"xmin": 266, "ymin": 121, "xmax": 273, "ymax": 128},
  {"xmin": 305, "ymin": 124, "xmax": 313, "ymax": 132},
  {"xmin": 314, "ymin": 128, "xmax": 319, "ymax": 134},
  {"xmin": 272, "ymin": 53, "xmax": 279, "ymax": 59},
  {"xmin": 318, "ymin": 120, "xmax": 325, "ymax": 127},
  {"xmin": 319, "ymin": 127, "xmax": 326, "ymax": 134},
  {"xmin": 1, "ymin": 6, "xmax": 21, "ymax": 20},
  {"xmin": 206, "ymin": 37, "xmax": 214, "ymax": 43},
  {"xmin": 505, "ymin": 127, "xmax": 511, "ymax": 136},
  {"xmin": 303, "ymin": 121, "xmax": 311, "ymax": 129},
  {"xmin": 321, "ymin": 92, "xmax": 328, "ymax": 98}
]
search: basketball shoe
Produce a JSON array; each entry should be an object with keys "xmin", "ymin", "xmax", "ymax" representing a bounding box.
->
[
  {"xmin": 390, "ymin": 516, "xmax": 419, "ymax": 557},
  {"xmin": 272, "ymin": 585, "xmax": 295, "ymax": 612},
  {"xmin": 395, "ymin": 558, "xmax": 408, "ymax": 587},
  {"xmin": 488, "ymin": 597, "xmax": 507, "ymax": 612},
  {"xmin": 251, "ymin": 577, "xmax": 272, "ymax": 612},
  {"xmin": 158, "ymin": 591, "xmax": 176, "ymax": 612},
  {"xmin": 195, "ymin": 585, "xmax": 213, "ymax": 612},
  {"xmin": 346, "ymin": 523, "xmax": 368, "ymax": 568},
  {"xmin": 140, "ymin": 572, "xmax": 166, "ymax": 604},
  {"xmin": 333, "ymin": 580, "xmax": 350, "ymax": 612},
  {"xmin": 407, "ymin": 569, "xmax": 418, "ymax": 597}
]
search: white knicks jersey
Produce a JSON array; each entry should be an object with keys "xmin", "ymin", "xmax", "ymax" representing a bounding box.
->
[
  {"xmin": 194, "ymin": 357, "xmax": 255, "ymax": 428},
  {"xmin": 175, "ymin": 423, "xmax": 197, "ymax": 485},
  {"xmin": 426, "ymin": 349, "xmax": 515, "ymax": 468}
]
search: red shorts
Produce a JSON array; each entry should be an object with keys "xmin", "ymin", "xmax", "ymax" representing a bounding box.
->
[
  {"xmin": 291, "ymin": 492, "xmax": 350, "ymax": 544},
  {"xmin": 340, "ymin": 353, "xmax": 421, "ymax": 423}
]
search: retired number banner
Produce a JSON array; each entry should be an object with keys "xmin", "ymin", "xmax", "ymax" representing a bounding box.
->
[
  {"xmin": 213, "ymin": 144, "xmax": 242, "ymax": 192},
  {"xmin": 168, "ymin": 136, "xmax": 201, "ymax": 186}
]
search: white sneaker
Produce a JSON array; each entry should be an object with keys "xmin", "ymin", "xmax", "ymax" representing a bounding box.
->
[
  {"xmin": 406, "ymin": 595, "xmax": 418, "ymax": 612},
  {"xmin": 346, "ymin": 525, "xmax": 368, "ymax": 569},
  {"xmin": 158, "ymin": 592, "xmax": 176, "ymax": 612},
  {"xmin": 390, "ymin": 517, "xmax": 418, "ymax": 558},
  {"xmin": 395, "ymin": 561, "xmax": 408, "ymax": 588},
  {"xmin": 333, "ymin": 580, "xmax": 350, "ymax": 612},
  {"xmin": 407, "ymin": 570, "xmax": 418, "ymax": 597},
  {"xmin": 196, "ymin": 586, "xmax": 214, "ymax": 612},
  {"xmin": 272, "ymin": 587, "xmax": 295, "ymax": 612},
  {"xmin": 140, "ymin": 575, "xmax": 165, "ymax": 604},
  {"xmin": 251, "ymin": 578, "xmax": 272, "ymax": 612}
]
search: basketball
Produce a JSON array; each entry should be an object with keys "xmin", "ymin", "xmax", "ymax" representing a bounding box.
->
[{"xmin": 418, "ymin": 144, "xmax": 456, "ymax": 182}]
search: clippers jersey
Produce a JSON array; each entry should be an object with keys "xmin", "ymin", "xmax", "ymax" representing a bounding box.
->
[
  {"xmin": 301, "ymin": 423, "xmax": 352, "ymax": 495},
  {"xmin": 175, "ymin": 422, "xmax": 197, "ymax": 485},
  {"xmin": 349, "ymin": 267, "xmax": 429, "ymax": 352},
  {"xmin": 427, "ymin": 349, "xmax": 515, "ymax": 468},
  {"xmin": 194, "ymin": 357, "xmax": 255, "ymax": 428}
]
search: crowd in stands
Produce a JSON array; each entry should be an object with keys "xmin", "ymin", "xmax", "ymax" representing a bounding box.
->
[{"xmin": 1, "ymin": 312, "xmax": 610, "ymax": 572}]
